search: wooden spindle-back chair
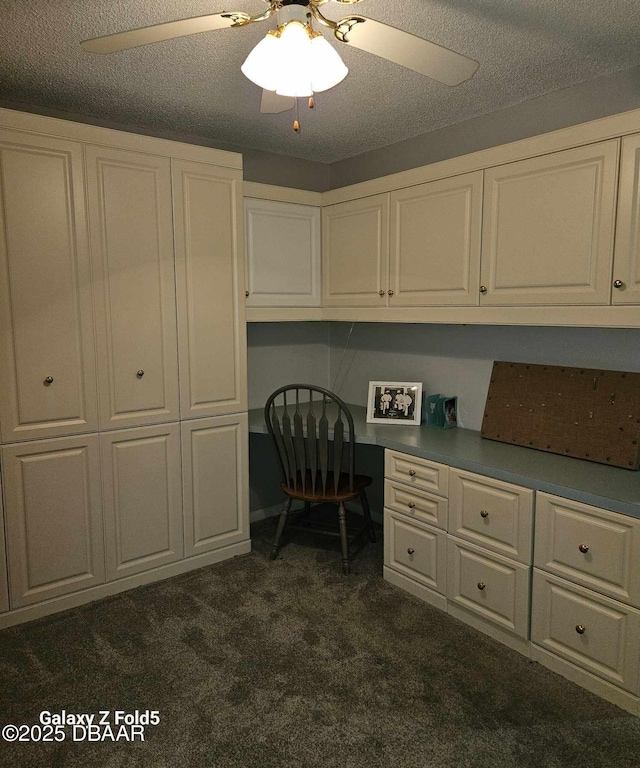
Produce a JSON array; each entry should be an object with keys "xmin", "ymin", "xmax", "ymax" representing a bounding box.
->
[{"xmin": 264, "ymin": 384, "xmax": 376, "ymax": 575}]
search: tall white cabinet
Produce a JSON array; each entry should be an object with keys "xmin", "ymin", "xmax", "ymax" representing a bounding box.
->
[
  {"xmin": 0, "ymin": 108, "xmax": 249, "ymax": 629},
  {"xmin": 0, "ymin": 131, "xmax": 99, "ymax": 442}
]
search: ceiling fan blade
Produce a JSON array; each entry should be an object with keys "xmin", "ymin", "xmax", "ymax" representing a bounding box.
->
[
  {"xmin": 260, "ymin": 90, "xmax": 295, "ymax": 114},
  {"xmin": 335, "ymin": 17, "xmax": 478, "ymax": 86},
  {"xmin": 81, "ymin": 12, "xmax": 248, "ymax": 54}
]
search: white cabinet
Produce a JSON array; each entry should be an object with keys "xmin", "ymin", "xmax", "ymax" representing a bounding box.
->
[
  {"xmin": 449, "ymin": 469, "xmax": 534, "ymax": 564},
  {"xmin": 101, "ymin": 423, "xmax": 183, "ymax": 581},
  {"xmin": 612, "ymin": 133, "xmax": 640, "ymax": 304},
  {"xmin": 181, "ymin": 413, "xmax": 249, "ymax": 557},
  {"xmin": 245, "ymin": 198, "xmax": 321, "ymax": 307},
  {"xmin": 323, "ymin": 194, "xmax": 390, "ymax": 307},
  {"xmin": 481, "ymin": 141, "xmax": 619, "ymax": 305},
  {"xmin": 173, "ymin": 160, "xmax": 247, "ymax": 419},
  {"xmin": 389, "ymin": 172, "xmax": 483, "ymax": 306},
  {"xmin": 531, "ymin": 492, "xmax": 640, "ymax": 712},
  {"xmin": 2, "ymin": 434, "xmax": 105, "ymax": 608},
  {"xmin": 86, "ymin": 145, "xmax": 179, "ymax": 430},
  {"xmin": 0, "ymin": 473, "xmax": 9, "ymax": 613},
  {"xmin": 447, "ymin": 537, "xmax": 531, "ymax": 642},
  {"xmin": 534, "ymin": 493, "xmax": 640, "ymax": 607},
  {"xmin": 0, "ymin": 130, "xmax": 99, "ymax": 442},
  {"xmin": 531, "ymin": 570, "xmax": 640, "ymax": 695}
]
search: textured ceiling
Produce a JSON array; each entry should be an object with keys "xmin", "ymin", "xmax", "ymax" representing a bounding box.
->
[{"xmin": 1, "ymin": 1, "xmax": 640, "ymax": 163}]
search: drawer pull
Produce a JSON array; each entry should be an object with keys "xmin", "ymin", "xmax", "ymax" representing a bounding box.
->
[
  {"xmin": 44, "ymin": 376, "xmax": 54, "ymax": 385},
  {"xmin": 575, "ymin": 624, "xmax": 586, "ymax": 635},
  {"xmin": 136, "ymin": 370, "xmax": 145, "ymax": 378},
  {"xmin": 408, "ymin": 469, "xmax": 416, "ymax": 476},
  {"xmin": 408, "ymin": 502, "xmax": 416, "ymax": 509},
  {"xmin": 480, "ymin": 509, "xmax": 489, "ymax": 518},
  {"xmin": 477, "ymin": 582, "xmax": 486, "ymax": 591},
  {"xmin": 407, "ymin": 547, "xmax": 415, "ymax": 555},
  {"xmin": 578, "ymin": 543, "xmax": 589, "ymax": 554}
]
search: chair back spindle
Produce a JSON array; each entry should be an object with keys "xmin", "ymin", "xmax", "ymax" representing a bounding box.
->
[{"xmin": 265, "ymin": 384, "xmax": 355, "ymax": 497}]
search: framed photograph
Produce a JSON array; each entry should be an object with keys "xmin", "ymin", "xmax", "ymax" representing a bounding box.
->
[{"xmin": 367, "ymin": 382, "xmax": 423, "ymax": 425}]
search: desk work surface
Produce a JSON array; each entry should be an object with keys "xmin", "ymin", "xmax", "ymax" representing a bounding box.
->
[{"xmin": 249, "ymin": 404, "xmax": 640, "ymax": 519}]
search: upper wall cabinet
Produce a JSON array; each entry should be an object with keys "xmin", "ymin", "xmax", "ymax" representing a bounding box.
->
[
  {"xmin": 0, "ymin": 131, "xmax": 99, "ymax": 442},
  {"xmin": 612, "ymin": 134, "xmax": 640, "ymax": 304},
  {"xmin": 481, "ymin": 141, "xmax": 619, "ymax": 306},
  {"xmin": 389, "ymin": 172, "xmax": 483, "ymax": 306},
  {"xmin": 323, "ymin": 194, "xmax": 390, "ymax": 307},
  {"xmin": 173, "ymin": 160, "xmax": 247, "ymax": 419},
  {"xmin": 85, "ymin": 146, "xmax": 180, "ymax": 430},
  {"xmin": 245, "ymin": 198, "xmax": 321, "ymax": 307}
]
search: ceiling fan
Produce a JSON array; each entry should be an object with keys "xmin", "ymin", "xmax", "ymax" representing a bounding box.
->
[{"xmin": 82, "ymin": 0, "xmax": 479, "ymax": 126}]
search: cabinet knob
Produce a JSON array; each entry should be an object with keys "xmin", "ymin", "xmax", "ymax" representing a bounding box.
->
[
  {"xmin": 136, "ymin": 370, "xmax": 145, "ymax": 378},
  {"xmin": 245, "ymin": 290, "xmax": 250, "ymax": 297},
  {"xmin": 408, "ymin": 469, "xmax": 416, "ymax": 476},
  {"xmin": 477, "ymin": 581, "xmax": 486, "ymax": 591},
  {"xmin": 44, "ymin": 376, "xmax": 54, "ymax": 385},
  {"xmin": 578, "ymin": 543, "xmax": 589, "ymax": 554},
  {"xmin": 407, "ymin": 547, "xmax": 415, "ymax": 555},
  {"xmin": 575, "ymin": 624, "xmax": 586, "ymax": 635},
  {"xmin": 408, "ymin": 501, "xmax": 416, "ymax": 509},
  {"xmin": 387, "ymin": 289, "xmax": 394, "ymax": 296},
  {"xmin": 479, "ymin": 285, "xmax": 488, "ymax": 294},
  {"xmin": 378, "ymin": 289, "xmax": 385, "ymax": 296},
  {"xmin": 613, "ymin": 279, "xmax": 625, "ymax": 289},
  {"xmin": 480, "ymin": 509, "xmax": 489, "ymax": 518}
]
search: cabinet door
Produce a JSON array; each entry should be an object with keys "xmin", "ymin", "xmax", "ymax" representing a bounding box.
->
[
  {"xmin": 612, "ymin": 133, "xmax": 640, "ymax": 304},
  {"xmin": 0, "ymin": 472, "xmax": 9, "ymax": 613},
  {"xmin": 481, "ymin": 141, "xmax": 619, "ymax": 305},
  {"xmin": 389, "ymin": 172, "xmax": 482, "ymax": 306},
  {"xmin": 384, "ymin": 509, "xmax": 447, "ymax": 594},
  {"xmin": 245, "ymin": 198, "xmax": 321, "ymax": 307},
  {"xmin": 532, "ymin": 570, "xmax": 640, "ymax": 694},
  {"xmin": 0, "ymin": 131, "xmax": 99, "ymax": 442},
  {"xmin": 173, "ymin": 160, "xmax": 247, "ymax": 419},
  {"xmin": 86, "ymin": 146, "xmax": 179, "ymax": 429},
  {"xmin": 322, "ymin": 194, "xmax": 389, "ymax": 307},
  {"xmin": 101, "ymin": 423, "xmax": 183, "ymax": 580},
  {"xmin": 181, "ymin": 413, "xmax": 249, "ymax": 557},
  {"xmin": 2, "ymin": 434, "xmax": 104, "ymax": 608}
]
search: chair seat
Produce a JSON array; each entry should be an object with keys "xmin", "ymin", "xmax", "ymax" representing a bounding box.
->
[{"xmin": 281, "ymin": 471, "xmax": 372, "ymax": 503}]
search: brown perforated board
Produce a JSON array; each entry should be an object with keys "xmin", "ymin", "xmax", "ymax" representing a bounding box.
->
[{"xmin": 481, "ymin": 362, "xmax": 640, "ymax": 470}]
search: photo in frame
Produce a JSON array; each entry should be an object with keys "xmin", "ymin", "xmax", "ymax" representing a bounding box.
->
[{"xmin": 366, "ymin": 382, "xmax": 423, "ymax": 425}]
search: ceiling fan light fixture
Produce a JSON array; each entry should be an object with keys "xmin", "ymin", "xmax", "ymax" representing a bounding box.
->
[{"xmin": 242, "ymin": 15, "xmax": 347, "ymax": 98}]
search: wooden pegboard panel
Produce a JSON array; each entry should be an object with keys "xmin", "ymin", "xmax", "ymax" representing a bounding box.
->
[{"xmin": 481, "ymin": 362, "xmax": 640, "ymax": 470}]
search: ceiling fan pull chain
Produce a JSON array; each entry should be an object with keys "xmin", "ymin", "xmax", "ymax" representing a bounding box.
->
[
  {"xmin": 308, "ymin": 96, "xmax": 315, "ymax": 109},
  {"xmin": 293, "ymin": 98, "xmax": 301, "ymax": 133}
]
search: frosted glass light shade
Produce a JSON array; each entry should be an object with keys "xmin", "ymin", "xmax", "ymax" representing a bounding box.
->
[{"xmin": 241, "ymin": 21, "xmax": 348, "ymax": 98}]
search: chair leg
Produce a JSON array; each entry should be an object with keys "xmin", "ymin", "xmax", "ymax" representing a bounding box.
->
[
  {"xmin": 338, "ymin": 501, "xmax": 350, "ymax": 575},
  {"xmin": 359, "ymin": 488, "xmax": 377, "ymax": 542},
  {"xmin": 270, "ymin": 496, "xmax": 292, "ymax": 561}
]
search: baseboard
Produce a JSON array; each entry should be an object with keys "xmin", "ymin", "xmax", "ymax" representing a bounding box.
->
[
  {"xmin": 383, "ymin": 566, "xmax": 447, "ymax": 611},
  {"xmin": 446, "ymin": 603, "xmax": 531, "ymax": 657},
  {"xmin": 0, "ymin": 540, "xmax": 252, "ymax": 630},
  {"xmin": 250, "ymin": 504, "xmax": 282, "ymax": 523},
  {"xmin": 530, "ymin": 644, "xmax": 640, "ymax": 717}
]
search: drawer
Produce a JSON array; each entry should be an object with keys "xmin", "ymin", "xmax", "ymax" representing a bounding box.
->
[
  {"xmin": 449, "ymin": 469, "xmax": 533, "ymax": 564},
  {"xmin": 535, "ymin": 493, "xmax": 640, "ymax": 608},
  {"xmin": 531, "ymin": 569, "xmax": 640, "ymax": 694},
  {"xmin": 384, "ymin": 480, "xmax": 448, "ymax": 531},
  {"xmin": 384, "ymin": 450, "xmax": 448, "ymax": 497},
  {"xmin": 446, "ymin": 536, "xmax": 530, "ymax": 639},
  {"xmin": 384, "ymin": 510, "xmax": 447, "ymax": 594}
]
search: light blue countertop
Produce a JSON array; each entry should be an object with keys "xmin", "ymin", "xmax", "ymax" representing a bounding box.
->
[{"xmin": 249, "ymin": 404, "xmax": 640, "ymax": 519}]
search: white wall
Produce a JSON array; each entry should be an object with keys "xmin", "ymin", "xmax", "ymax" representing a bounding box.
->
[{"xmin": 328, "ymin": 323, "xmax": 640, "ymax": 431}]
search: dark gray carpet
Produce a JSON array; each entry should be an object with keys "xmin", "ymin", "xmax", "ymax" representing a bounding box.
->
[{"xmin": 1, "ymin": 518, "xmax": 639, "ymax": 768}]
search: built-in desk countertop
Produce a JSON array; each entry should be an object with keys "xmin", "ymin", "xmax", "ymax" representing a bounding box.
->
[{"xmin": 249, "ymin": 405, "xmax": 640, "ymax": 519}]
